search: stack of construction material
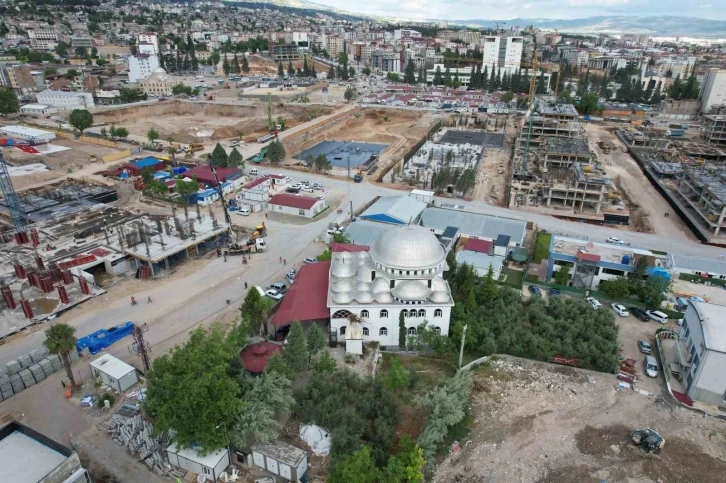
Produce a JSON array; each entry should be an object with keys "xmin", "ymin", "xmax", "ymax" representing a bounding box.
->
[
  {"xmin": 48, "ymin": 354, "xmax": 63, "ymax": 372},
  {"xmin": 29, "ymin": 363, "xmax": 46, "ymax": 383},
  {"xmin": 103, "ymin": 412, "xmax": 181, "ymax": 479},
  {"xmin": 9, "ymin": 374, "xmax": 24, "ymax": 393},
  {"xmin": 6, "ymin": 360, "xmax": 21, "ymax": 375},
  {"xmin": 0, "ymin": 373, "xmax": 13, "ymax": 401},
  {"xmin": 39, "ymin": 358, "xmax": 55, "ymax": 378},
  {"xmin": 29, "ymin": 348, "xmax": 48, "ymax": 363},
  {"xmin": 17, "ymin": 354, "xmax": 32, "ymax": 369},
  {"xmin": 18, "ymin": 368, "xmax": 36, "ymax": 388}
]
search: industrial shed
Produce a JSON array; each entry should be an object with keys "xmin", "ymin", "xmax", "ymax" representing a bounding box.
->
[
  {"xmin": 0, "ymin": 125, "xmax": 56, "ymax": 143},
  {"xmin": 167, "ymin": 443, "xmax": 230, "ymax": 481},
  {"xmin": 359, "ymin": 195, "xmax": 427, "ymax": 225},
  {"xmin": 268, "ymin": 194, "xmax": 327, "ymax": 218},
  {"xmin": 251, "ymin": 440, "xmax": 308, "ymax": 482},
  {"xmin": 89, "ymin": 354, "xmax": 138, "ymax": 392}
]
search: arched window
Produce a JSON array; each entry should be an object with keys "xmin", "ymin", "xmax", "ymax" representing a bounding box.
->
[
  {"xmin": 380, "ymin": 309, "xmax": 389, "ymax": 318},
  {"xmin": 379, "ymin": 327, "xmax": 388, "ymax": 336},
  {"xmin": 408, "ymin": 326, "xmax": 417, "ymax": 335},
  {"xmin": 418, "ymin": 309, "xmax": 426, "ymax": 317},
  {"xmin": 434, "ymin": 309, "xmax": 443, "ymax": 317},
  {"xmin": 432, "ymin": 326, "xmax": 441, "ymax": 334},
  {"xmin": 360, "ymin": 310, "xmax": 369, "ymax": 318},
  {"xmin": 339, "ymin": 326, "xmax": 346, "ymax": 335},
  {"xmin": 332, "ymin": 309, "xmax": 354, "ymax": 319},
  {"xmin": 401, "ymin": 309, "xmax": 408, "ymax": 318},
  {"xmin": 363, "ymin": 327, "xmax": 369, "ymax": 336}
]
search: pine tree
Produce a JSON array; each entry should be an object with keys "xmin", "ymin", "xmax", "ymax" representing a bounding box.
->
[
  {"xmin": 288, "ymin": 61, "xmax": 295, "ymax": 77},
  {"xmin": 228, "ymin": 147, "xmax": 243, "ymax": 167},
  {"xmin": 278, "ymin": 61, "xmax": 284, "ymax": 78},
  {"xmin": 433, "ymin": 66, "xmax": 443, "ymax": 85},
  {"xmin": 418, "ymin": 65, "xmax": 425, "ymax": 84},
  {"xmin": 183, "ymin": 53, "xmax": 191, "ymax": 71},
  {"xmin": 223, "ymin": 54, "xmax": 230, "ymax": 76},
  {"xmin": 444, "ymin": 66, "xmax": 452, "ymax": 87},
  {"xmin": 599, "ymin": 73, "xmax": 609, "ymax": 98},
  {"xmin": 232, "ymin": 53, "xmax": 241, "ymax": 74},
  {"xmin": 668, "ymin": 74, "xmax": 683, "ymax": 100},
  {"xmin": 283, "ymin": 322, "xmax": 308, "ymax": 372},
  {"xmin": 643, "ymin": 82, "xmax": 654, "ymax": 105},
  {"xmin": 453, "ymin": 70, "xmax": 460, "ymax": 88},
  {"xmin": 241, "ymin": 54, "xmax": 249, "ymax": 73},
  {"xmin": 470, "ymin": 64, "xmax": 480, "ymax": 90},
  {"xmin": 683, "ymin": 74, "xmax": 700, "ymax": 99},
  {"xmin": 403, "ymin": 61, "xmax": 416, "ymax": 84},
  {"xmin": 328, "ymin": 64, "xmax": 335, "ymax": 80},
  {"xmin": 175, "ymin": 50, "xmax": 182, "ymax": 73},
  {"xmin": 501, "ymin": 71, "xmax": 510, "ymax": 91},
  {"xmin": 481, "ymin": 65, "xmax": 488, "ymax": 91},
  {"xmin": 310, "ymin": 62, "xmax": 316, "ymax": 78},
  {"xmin": 398, "ymin": 311, "xmax": 406, "ymax": 350},
  {"xmin": 210, "ymin": 143, "xmax": 229, "ymax": 167},
  {"xmin": 650, "ymin": 83, "xmax": 662, "ymax": 104}
]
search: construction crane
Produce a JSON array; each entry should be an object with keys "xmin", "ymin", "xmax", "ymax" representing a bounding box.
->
[
  {"xmin": 267, "ymin": 92, "xmax": 274, "ymax": 133},
  {"xmin": 520, "ymin": 51, "xmax": 539, "ymax": 174},
  {"xmin": 553, "ymin": 61, "xmax": 563, "ymax": 101},
  {"xmin": 0, "ymin": 152, "xmax": 28, "ymax": 243}
]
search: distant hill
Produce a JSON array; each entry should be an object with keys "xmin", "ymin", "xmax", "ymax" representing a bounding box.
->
[{"xmin": 456, "ymin": 16, "xmax": 726, "ymax": 37}]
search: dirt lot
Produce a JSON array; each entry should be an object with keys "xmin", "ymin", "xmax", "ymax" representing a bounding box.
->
[
  {"xmin": 92, "ymin": 101, "xmax": 335, "ymax": 145},
  {"xmin": 283, "ymin": 108, "xmax": 440, "ymax": 180},
  {"xmin": 434, "ymin": 357, "xmax": 726, "ymax": 483},
  {"xmin": 472, "ymin": 116, "xmax": 518, "ymax": 206},
  {"xmin": 585, "ymin": 124, "xmax": 693, "ymax": 239}
]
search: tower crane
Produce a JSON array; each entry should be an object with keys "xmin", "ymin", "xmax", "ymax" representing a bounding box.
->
[{"xmin": 520, "ymin": 51, "xmax": 539, "ymax": 175}]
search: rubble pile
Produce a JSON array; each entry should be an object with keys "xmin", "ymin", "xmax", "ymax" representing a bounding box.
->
[{"xmin": 103, "ymin": 408, "xmax": 185, "ymax": 479}]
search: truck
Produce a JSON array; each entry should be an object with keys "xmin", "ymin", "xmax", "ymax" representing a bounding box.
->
[
  {"xmin": 667, "ymin": 129, "xmax": 685, "ymax": 137},
  {"xmin": 257, "ymin": 133, "xmax": 275, "ymax": 143},
  {"xmin": 184, "ymin": 143, "xmax": 204, "ymax": 153}
]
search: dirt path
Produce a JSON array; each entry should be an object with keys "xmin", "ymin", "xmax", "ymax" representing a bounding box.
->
[{"xmin": 585, "ymin": 124, "xmax": 693, "ymax": 239}]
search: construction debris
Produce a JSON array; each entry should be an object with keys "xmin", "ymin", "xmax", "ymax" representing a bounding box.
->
[{"xmin": 103, "ymin": 411, "xmax": 185, "ymax": 480}]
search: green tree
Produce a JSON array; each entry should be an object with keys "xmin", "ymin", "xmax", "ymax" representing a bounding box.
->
[
  {"xmin": 381, "ymin": 435, "xmax": 425, "ymax": 483},
  {"xmin": 288, "ymin": 61, "xmax": 295, "ymax": 77},
  {"xmin": 231, "ymin": 371, "xmax": 294, "ymax": 447},
  {"xmin": 175, "ymin": 177, "xmax": 200, "ymax": 202},
  {"xmin": 313, "ymin": 351, "xmax": 337, "ymax": 374},
  {"xmin": 314, "ymin": 153, "xmax": 332, "ymax": 172},
  {"xmin": 307, "ymin": 324, "xmax": 327, "ymax": 357},
  {"xmin": 398, "ymin": 311, "xmax": 406, "ymax": 350},
  {"xmin": 598, "ymin": 277, "xmax": 630, "ymax": 299},
  {"xmin": 501, "ymin": 91, "xmax": 515, "ymax": 103},
  {"xmin": 443, "ymin": 66, "xmax": 452, "ymax": 87},
  {"xmin": 432, "ymin": 66, "xmax": 442, "ymax": 85},
  {"xmin": 240, "ymin": 54, "xmax": 250, "ymax": 73},
  {"xmin": 328, "ymin": 446, "xmax": 379, "ymax": 483},
  {"xmin": 228, "ymin": 147, "xmax": 243, "ymax": 168},
  {"xmin": 553, "ymin": 264, "xmax": 571, "ymax": 286},
  {"xmin": 172, "ymin": 83, "xmax": 193, "ymax": 96},
  {"xmin": 55, "ymin": 41, "xmax": 69, "ymax": 57},
  {"xmin": 119, "ymin": 88, "xmax": 140, "ymax": 103},
  {"xmin": 328, "ymin": 64, "xmax": 336, "ymax": 80},
  {"xmin": 223, "ymin": 55, "xmax": 230, "ymax": 76},
  {"xmin": 210, "ymin": 142, "xmax": 229, "ymax": 167},
  {"xmin": 337, "ymin": 51, "xmax": 349, "ymax": 65},
  {"xmin": 43, "ymin": 323, "xmax": 78, "ymax": 387},
  {"xmin": 239, "ymin": 286, "xmax": 267, "ymax": 335},
  {"xmin": 68, "ymin": 109, "xmax": 93, "ymax": 133},
  {"xmin": 267, "ymin": 140, "xmax": 286, "ymax": 163},
  {"xmin": 578, "ymin": 92, "xmax": 600, "ymax": 115},
  {"xmin": 146, "ymin": 128, "xmax": 160, "ymax": 144},
  {"xmin": 231, "ymin": 53, "xmax": 240, "ymax": 74},
  {"xmin": 141, "ymin": 166, "xmax": 155, "ymax": 185},
  {"xmin": 362, "ymin": 66, "xmax": 371, "ymax": 76},
  {"xmin": 283, "ymin": 322, "xmax": 308, "ymax": 373},
  {"xmin": 0, "ymin": 89, "xmax": 20, "ymax": 116},
  {"xmin": 146, "ymin": 326, "xmax": 242, "ymax": 453},
  {"xmin": 277, "ymin": 61, "xmax": 284, "ymax": 78},
  {"xmin": 403, "ymin": 61, "xmax": 416, "ymax": 84},
  {"xmin": 344, "ymin": 86, "xmax": 355, "ymax": 101},
  {"xmin": 639, "ymin": 276, "xmax": 670, "ymax": 309},
  {"xmin": 113, "ymin": 126, "xmax": 129, "ymax": 139},
  {"xmin": 479, "ymin": 265, "xmax": 499, "ymax": 303},
  {"xmin": 382, "ymin": 357, "xmax": 409, "ymax": 391},
  {"xmin": 265, "ymin": 352, "xmax": 295, "ymax": 379}
]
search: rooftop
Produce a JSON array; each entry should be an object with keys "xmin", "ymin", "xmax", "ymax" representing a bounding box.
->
[
  {"xmin": 360, "ymin": 195, "xmax": 427, "ymax": 225},
  {"xmin": 538, "ymin": 103, "xmax": 579, "ymax": 117},
  {"xmin": 344, "ymin": 220, "xmax": 391, "ymax": 247},
  {"xmin": 37, "ymin": 90, "xmax": 89, "ymax": 97},
  {"xmin": 456, "ymin": 250, "xmax": 504, "ymax": 272},
  {"xmin": 251, "ymin": 440, "xmax": 307, "ymax": 467},
  {"xmin": 271, "ymin": 261, "xmax": 331, "ymax": 327},
  {"xmin": 130, "ymin": 157, "xmax": 163, "ymax": 169},
  {"xmin": 269, "ymin": 193, "xmax": 319, "ymax": 210},
  {"xmin": 89, "ymin": 354, "xmax": 136, "ymax": 379},
  {"xmin": 545, "ymin": 137, "xmax": 591, "ymax": 157},
  {"xmin": 0, "ymin": 422, "xmax": 73, "ymax": 483},
  {"xmin": 690, "ymin": 301, "xmax": 726, "ymax": 353},
  {"xmin": 167, "ymin": 442, "xmax": 228, "ymax": 469},
  {"xmin": 421, "ymin": 207, "xmax": 527, "ymax": 245},
  {"xmin": 552, "ymin": 235, "xmax": 653, "ymax": 263},
  {"xmin": 462, "ymin": 238, "xmax": 492, "ymax": 254},
  {"xmin": 668, "ymin": 253, "xmax": 726, "ymax": 276},
  {"xmin": 0, "ymin": 125, "xmax": 54, "ymax": 137}
]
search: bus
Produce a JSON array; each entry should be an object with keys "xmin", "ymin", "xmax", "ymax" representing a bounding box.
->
[{"xmin": 257, "ymin": 133, "xmax": 275, "ymax": 143}]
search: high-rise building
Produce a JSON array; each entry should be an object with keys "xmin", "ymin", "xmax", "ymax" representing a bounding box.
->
[
  {"xmin": 138, "ymin": 32, "xmax": 159, "ymax": 54},
  {"xmin": 701, "ymin": 69, "xmax": 726, "ymax": 113},
  {"xmin": 128, "ymin": 54, "xmax": 160, "ymax": 83},
  {"xmin": 27, "ymin": 29, "xmax": 58, "ymax": 50},
  {"xmin": 326, "ymin": 35, "xmax": 345, "ymax": 58},
  {"xmin": 482, "ymin": 36, "xmax": 524, "ymax": 74}
]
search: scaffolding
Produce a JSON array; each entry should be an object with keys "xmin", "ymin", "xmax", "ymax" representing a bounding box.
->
[{"xmin": 0, "ymin": 152, "xmax": 28, "ymax": 241}]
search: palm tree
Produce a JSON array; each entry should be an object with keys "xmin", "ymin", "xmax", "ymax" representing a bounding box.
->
[
  {"xmin": 43, "ymin": 323, "xmax": 78, "ymax": 387},
  {"xmin": 237, "ymin": 130, "xmax": 244, "ymax": 141}
]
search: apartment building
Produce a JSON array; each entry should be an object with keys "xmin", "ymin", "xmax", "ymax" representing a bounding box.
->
[
  {"xmin": 326, "ymin": 35, "xmax": 345, "ymax": 58},
  {"xmin": 27, "ymin": 29, "xmax": 59, "ymax": 50},
  {"xmin": 563, "ymin": 49, "xmax": 589, "ymax": 67},
  {"xmin": 0, "ymin": 64, "xmax": 37, "ymax": 97},
  {"xmin": 393, "ymin": 29, "xmax": 421, "ymax": 40},
  {"xmin": 138, "ymin": 32, "xmax": 159, "ymax": 54},
  {"xmin": 128, "ymin": 54, "xmax": 160, "ymax": 83},
  {"xmin": 71, "ymin": 37, "xmax": 94, "ymax": 49},
  {"xmin": 35, "ymin": 90, "xmax": 95, "ymax": 110},
  {"xmin": 482, "ymin": 36, "xmax": 523, "ymax": 75},
  {"xmin": 701, "ymin": 69, "xmax": 726, "ymax": 113}
]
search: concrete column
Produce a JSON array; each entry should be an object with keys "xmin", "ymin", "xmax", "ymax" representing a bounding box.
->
[
  {"xmin": 149, "ymin": 262, "xmax": 155, "ymax": 278},
  {"xmin": 165, "ymin": 258, "xmax": 170, "ymax": 270}
]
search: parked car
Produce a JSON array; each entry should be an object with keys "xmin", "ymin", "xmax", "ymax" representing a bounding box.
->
[
  {"xmin": 646, "ymin": 310, "xmax": 668, "ymax": 324},
  {"xmin": 286, "ymin": 270, "xmax": 296, "ymax": 283},
  {"xmin": 630, "ymin": 307, "xmax": 650, "ymax": 321},
  {"xmin": 265, "ymin": 289, "xmax": 284, "ymax": 301},
  {"xmin": 550, "ymin": 288, "xmax": 561, "ymax": 297},
  {"xmin": 286, "ymin": 187, "xmax": 300, "ymax": 194},
  {"xmin": 304, "ymin": 257, "xmax": 318, "ymax": 264},
  {"xmin": 312, "ymin": 183, "xmax": 323, "ymax": 190},
  {"xmin": 606, "ymin": 236, "xmax": 625, "ymax": 244},
  {"xmin": 644, "ymin": 356, "xmax": 659, "ymax": 377},
  {"xmin": 300, "ymin": 186, "xmax": 314, "ymax": 193},
  {"xmin": 236, "ymin": 207, "xmax": 251, "ymax": 216},
  {"xmin": 268, "ymin": 282, "xmax": 288, "ymax": 293},
  {"xmin": 637, "ymin": 340, "xmax": 652, "ymax": 354},
  {"xmin": 611, "ymin": 303, "xmax": 629, "ymax": 317},
  {"xmin": 586, "ymin": 297, "xmax": 602, "ymax": 309},
  {"xmin": 80, "ymin": 395, "xmax": 96, "ymax": 407},
  {"xmin": 528, "ymin": 285, "xmax": 542, "ymax": 297}
]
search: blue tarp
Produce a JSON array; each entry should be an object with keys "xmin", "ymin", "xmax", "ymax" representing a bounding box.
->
[
  {"xmin": 131, "ymin": 157, "xmax": 162, "ymax": 169},
  {"xmin": 153, "ymin": 171, "xmax": 171, "ymax": 179},
  {"xmin": 76, "ymin": 321, "xmax": 135, "ymax": 355}
]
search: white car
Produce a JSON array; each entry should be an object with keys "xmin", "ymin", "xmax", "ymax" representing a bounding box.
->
[
  {"xmin": 229, "ymin": 141, "xmax": 240, "ymax": 147},
  {"xmin": 304, "ymin": 257, "xmax": 318, "ymax": 264},
  {"xmin": 611, "ymin": 303, "xmax": 629, "ymax": 317},
  {"xmin": 586, "ymin": 297, "xmax": 602, "ymax": 310},
  {"xmin": 265, "ymin": 289, "xmax": 284, "ymax": 301},
  {"xmin": 606, "ymin": 237, "xmax": 622, "ymax": 244},
  {"xmin": 300, "ymin": 186, "xmax": 314, "ymax": 193}
]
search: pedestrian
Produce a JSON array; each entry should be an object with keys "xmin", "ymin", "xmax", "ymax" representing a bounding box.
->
[
  {"xmin": 147, "ymin": 296, "xmax": 152, "ymax": 304},
  {"xmin": 131, "ymin": 296, "xmax": 137, "ymax": 306},
  {"xmin": 265, "ymin": 213, "xmax": 268, "ymax": 219},
  {"xmin": 283, "ymin": 258, "xmax": 287, "ymax": 265},
  {"xmin": 61, "ymin": 380, "xmax": 66, "ymax": 389},
  {"xmin": 245, "ymin": 282, "xmax": 248, "ymax": 289},
  {"xmin": 279, "ymin": 256, "xmax": 282, "ymax": 264}
]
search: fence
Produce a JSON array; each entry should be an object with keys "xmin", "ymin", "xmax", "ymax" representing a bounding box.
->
[
  {"xmin": 79, "ymin": 135, "xmax": 117, "ymax": 148},
  {"xmin": 102, "ymin": 149, "xmax": 132, "ymax": 163}
]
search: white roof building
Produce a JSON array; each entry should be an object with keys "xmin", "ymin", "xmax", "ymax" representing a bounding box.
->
[
  {"xmin": 328, "ymin": 225, "xmax": 454, "ymax": 350},
  {"xmin": 0, "ymin": 125, "xmax": 55, "ymax": 143},
  {"xmin": 35, "ymin": 90, "xmax": 94, "ymax": 111},
  {"xmin": 90, "ymin": 354, "xmax": 138, "ymax": 392}
]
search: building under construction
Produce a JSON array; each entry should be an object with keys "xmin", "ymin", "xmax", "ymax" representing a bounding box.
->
[
  {"xmin": 701, "ymin": 115, "xmax": 726, "ymax": 146},
  {"xmin": 541, "ymin": 137, "xmax": 594, "ymax": 170},
  {"xmin": 673, "ymin": 165, "xmax": 726, "ymax": 239}
]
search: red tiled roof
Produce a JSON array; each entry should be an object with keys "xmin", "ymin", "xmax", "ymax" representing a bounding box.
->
[
  {"xmin": 243, "ymin": 176, "xmax": 270, "ymax": 189},
  {"xmin": 239, "ymin": 341, "xmax": 283, "ymax": 374},
  {"xmin": 331, "ymin": 243, "xmax": 370, "ymax": 253},
  {"xmin": 272, "ymin": 261, "xmax": 331, "ymax": 327},
  {"xmin": 463, "ymin": 239, "xmax": 492, "ymax": 254},
  {"xmin": 576, "ymin": 251, "xmax": 601, "ymax": 263},
  {"xmin": 269, "ymin": 193, "xmax": 318, "ymax": 210},
  {"xmin": 182, "ymin": 166, "xmax": 243, "ymax": 186}
]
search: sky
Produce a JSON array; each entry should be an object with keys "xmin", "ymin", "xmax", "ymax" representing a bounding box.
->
[{"xmin": 309, "ymin": 0, "xmax": 725, "ymax": 21}]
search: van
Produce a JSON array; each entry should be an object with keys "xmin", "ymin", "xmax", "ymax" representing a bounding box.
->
[
  {"xmin": 237, "ymin": 206, "xmax": 250, "ymax": 216},
  {"xmin": 646, "ymin": 310, "xmax": 668, "ymax": 324},
  {"xmin": 249, "ymin": 168, "xmax": 259, "ymax": 176}
]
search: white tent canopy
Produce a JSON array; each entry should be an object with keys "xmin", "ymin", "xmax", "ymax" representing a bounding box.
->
[{"xmin": 299, "ymin": 424, "xmax": 331, "ymax": 456}]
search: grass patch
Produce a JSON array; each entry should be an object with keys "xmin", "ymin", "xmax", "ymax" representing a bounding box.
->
[
  {"xmin": 380, "ymin": 353, "xmax": 456, "ymax": 397},
  {"xmin": 499, "ymin": 267, "xmax": 525, "ymax": 288},
  {"xmin": 533, "ymin": 232, "xmax": 552, "ymax": 263}
]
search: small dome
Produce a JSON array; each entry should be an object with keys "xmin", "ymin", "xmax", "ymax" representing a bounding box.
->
[
  {"xmin": 356, "ymin": 261, "xmax": 375, "ymax": 282},
  {"xmin": 355, "ymin": 292, "xmax": 374, "ymax": 304},
  {"xmin": 333, "ymin": 292, "xmax": 353, "ymax": 304},
  {"xmin": 152, "ymin": 66, "xmax": 167, "ymax": 74},
  {"xmin": 431, "ymin": 278, "xmax": 448, "ymax": 292},
  {"xmin": 375, "ymin": 292, "xmax": 393, "ymax": 303},
  {"xmin": 340, "ymin": 251, "xmax": 354, "ymax": 259},
  {"xmin": 371, "ymin": 277, "xmax": 390, "ymax": 294},
  {"xmin": 332, "ymin": 261, "xmax": 356, "ymax": 278},
  {"xmin": 392, "ymin": 280, "xmax": 431, "ymax": 301},
  {"xmin": 332, "ymin": 281, "xmax": 354, "ymax": 293},
  {"xmin": 370, "ymin": 225, "xmax": 445, "ymax": 270},
  {"xmin": 430, "ymin": 291, "xmax": 450, "ymax": 304},
  {"xmin": 356, "ymin": 282, "xmax": 371, "ymax": 292},
  {"xmin": 357, "ymin": 251, "xmax": 370, "ymax": 259}
]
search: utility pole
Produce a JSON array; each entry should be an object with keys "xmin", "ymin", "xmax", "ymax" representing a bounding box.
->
[
  {"xmin": 128, "ymin": 323, "xmax": 151, "ymax": 372},
  {"xmin": 458, "ymin": 324, "xmax": 467, "ymax": 369}
]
